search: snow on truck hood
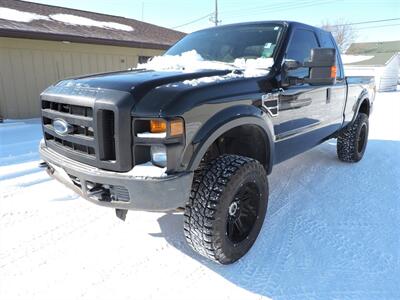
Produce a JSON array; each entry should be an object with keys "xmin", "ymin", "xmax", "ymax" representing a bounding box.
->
[
  {"xmin": 137, "ymin": 50, "xmax": 274, "ymax": 86},
  {"xmin": 50, "ymin": 51, "xmax": 274, "ymax": 93}
]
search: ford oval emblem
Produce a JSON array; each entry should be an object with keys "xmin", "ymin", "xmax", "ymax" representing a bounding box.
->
[{"xmin": 53, "ymin": 118, "xmax": 72, "ymax": 136}]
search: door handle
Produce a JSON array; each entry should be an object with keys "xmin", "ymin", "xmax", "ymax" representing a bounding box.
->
[{"xmin": 326, "ymin": 88, "xmax": 331, "ymax": 104}]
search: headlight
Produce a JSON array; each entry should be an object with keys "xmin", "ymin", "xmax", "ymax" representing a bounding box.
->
[
  {"xmin": 149, "ymin": 118, "xmax": 184, "ymax": 137},
  {"xmin": 134, "ymin": 118, "xmax": 185, "ymax": 169},
  {"xmin": 151, "ymin": 145, "xmax": 167, "ymax": 167}
]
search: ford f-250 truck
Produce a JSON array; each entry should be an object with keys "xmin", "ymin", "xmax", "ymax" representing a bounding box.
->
[{"xmin": 39, "ymin": 21, "xmax": 375, "ymax": 264}]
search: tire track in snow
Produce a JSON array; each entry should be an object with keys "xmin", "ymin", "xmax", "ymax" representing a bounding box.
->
[
  {"xmin": 295, "ymin": 214, "xmax": 395, "ymax": 273},
  {"xmin": 0, "ymin": 209, "xmax": 106, "ymax": 270}
]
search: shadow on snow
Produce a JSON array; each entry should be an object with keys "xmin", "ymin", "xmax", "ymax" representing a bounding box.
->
[{"xmin": 152, "ymin": 139, "xmax": 400, "ymax": 299}]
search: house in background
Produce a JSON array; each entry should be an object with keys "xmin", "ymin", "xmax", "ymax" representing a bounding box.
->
[
  {"xmin": 0, "ymin": 0, "xmax": 184, "ymax": 119},
  {"xmin": 342, "ymin": 41, "xmax": 400, "ymax": 92}
]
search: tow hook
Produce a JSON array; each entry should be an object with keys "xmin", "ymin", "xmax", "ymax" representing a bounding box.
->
[
  {"xmin": 39, "ymin": 161, "xmax": 48, "ymax": 168},
  {"xmin": 116, "ymin": 209, "xmax": 128, "ymax": 221},
  {"xmin": 39, "ymin": 161, "xmax": 55, "ymax": 176}
]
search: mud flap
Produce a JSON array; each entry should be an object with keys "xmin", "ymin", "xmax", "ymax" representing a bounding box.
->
[{"xmin": 116, "ymin": 209, "xmax": 128, "ymax": 221}]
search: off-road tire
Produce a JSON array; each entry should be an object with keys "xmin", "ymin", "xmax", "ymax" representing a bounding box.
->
[
  {"xmin": 184, "ymin": 155, "xmax": 268, "ymax": 264},
  {"xmin": 337, "ymin": 113, "xmax": 369, "ymax": 162}
]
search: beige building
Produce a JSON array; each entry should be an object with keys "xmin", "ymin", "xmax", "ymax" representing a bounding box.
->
[{"xmin": 0, "ymin": 0, "xmax": 184, "ymax": 119}]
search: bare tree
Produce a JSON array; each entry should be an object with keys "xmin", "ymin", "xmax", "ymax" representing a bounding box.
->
[{"xmin": 321, "ymin": 19, "xmax": 357, "ymax": 53}]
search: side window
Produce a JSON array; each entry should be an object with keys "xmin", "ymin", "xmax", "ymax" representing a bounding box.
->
[
  {"xmin": 318, "ymin": 32, "xmax": 343, "ymax": 79},
  {"xmin": 286, "ymin": 29, "xmax": 319, "ymax": 78}
]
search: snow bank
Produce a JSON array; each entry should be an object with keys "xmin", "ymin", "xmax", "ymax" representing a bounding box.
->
[
  {"xmin": 138, "ymin": 50, "xmax": 274, "ymax": 83},
  {"xmin": 49, "ymin": 14, "xmax": 134, "ymax": 31},
  {"xmin": 0, "ymin": 7, "xmax": 49, "ymax": 22}
]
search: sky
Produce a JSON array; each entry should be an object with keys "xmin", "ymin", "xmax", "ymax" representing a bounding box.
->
[{"xmin": 28, "ymin": 0, "xmax": 400, "ymax": 42}]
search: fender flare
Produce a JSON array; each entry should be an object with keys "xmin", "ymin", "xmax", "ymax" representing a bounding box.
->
[
  {"xmin": 351, "ymin": 88, "xmax": 371, "ymax": 124},
  {"xmin": 186, "ymin": 105, "xmax": 275, "ymax": 174}
]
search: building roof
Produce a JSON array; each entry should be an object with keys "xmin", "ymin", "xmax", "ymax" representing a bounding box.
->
[
  {"xmin": 0, "ymin": 0, "xmax": 185, "ymax": 50},
  {"xmin": 346, "ymin": 40, "xmax": 400, "ymax": 55},
  {"xmin": 344, "ymin": 40, "xmax": 400, "ymax": 67},
  {"xmin": 342, "ymin": 52, "xmax": 398, "ymax": 67}
]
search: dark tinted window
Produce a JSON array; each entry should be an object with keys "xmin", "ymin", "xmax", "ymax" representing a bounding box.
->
[
  {"xmin": 286, "ymin": 29, "xmax": 319, "ymax": 78},
  {"xmin": 318, "ymin": 31, "xmax": 335, "ymax": 48},
  {"xmin": 166, "ymin": 24, "xmax": 284, "ymax": 63},
  {"xmin": 318, "ymin": 31, "xmax": 343, "ymax": 79},
  {"xmin": 319, "ymin": 31, "xmax": 343, "ymax": 78}
]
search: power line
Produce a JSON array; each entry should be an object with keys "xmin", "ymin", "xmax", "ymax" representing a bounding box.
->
[
  {"xmin": 220, "ymin": 0, "xmax": 336, "ymax": 19},
  {"xmin": 172, "ymin": 13, "xmax": 213, "ymax": 29},
  {"xmin": 356, "ymin": 23, "xmax": 400, "ymax": 30},
  {"xmin": 171, "ymin": 2, "xmax": 400, "ymax": 31},
  {"xmin": 330, "ymin": 18, "xmax": 400, "ymax": 27},
  {"xmin": 220, "ymin": 0, "xmax": 308, "ymax": 15},
  {"xmin": 172, "ymin": 0, "xmax": 332, "ymax": 30}
]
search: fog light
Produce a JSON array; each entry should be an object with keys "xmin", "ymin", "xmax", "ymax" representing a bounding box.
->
[{"xmin": 151, "ymin": 145, "xmax": 167, "ymax": 167}]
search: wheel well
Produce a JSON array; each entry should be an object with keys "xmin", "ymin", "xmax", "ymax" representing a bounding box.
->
[
  {"xmin": 359, "ymin": 99, "xmax": 370, "ymax": 116},
  {"xmin": 200, "ymin": 125, "xmax": 269, "ymax": 170}
]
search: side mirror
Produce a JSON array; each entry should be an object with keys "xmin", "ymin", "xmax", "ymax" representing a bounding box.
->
[
  {"xmin": 304, "ymin": 48, "xmax": 337, "ymax": 85},
  {"xmin": 283, "ymin": 59, "xmax": 302, "ymax": 71}
]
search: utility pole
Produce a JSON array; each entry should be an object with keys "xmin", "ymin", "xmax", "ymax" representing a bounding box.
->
[
  {"xmin": 211, "ymin": 0, "xmax": 221, "ymax": 26},
  {"xmin": 215, "ymin": 0, "xmax": 218, "ymax": 26}
]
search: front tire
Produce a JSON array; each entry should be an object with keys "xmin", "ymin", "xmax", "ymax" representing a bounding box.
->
[
  {"xmin": 184, "ymin": 155, "xmax": 268, "ymax": 264},
  {"xmin": 337, "ymin": 113, "xmax": 369, "ymax": 162}
]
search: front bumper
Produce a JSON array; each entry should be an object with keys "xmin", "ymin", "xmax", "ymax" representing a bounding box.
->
[{"xmin": 39, "ymin": 140, "xmax": 193, "ymax": 211}]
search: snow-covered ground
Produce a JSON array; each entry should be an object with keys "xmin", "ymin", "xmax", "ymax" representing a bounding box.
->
[{"xmin": 1, "ymin": 91, "xmax": 399, "ymax": 300}]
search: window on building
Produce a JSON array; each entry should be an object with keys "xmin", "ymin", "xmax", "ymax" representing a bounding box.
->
[{"xmin": 138, "ymin": 56, "xmax": 153, "ymax": 64}]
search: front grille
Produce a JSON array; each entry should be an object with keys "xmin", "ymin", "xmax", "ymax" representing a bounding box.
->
[
  {"xmin": 42, "ymin": 100, "xmax": 93, "ymax": 117},
  {"xmin": 42, "ymin": 100, "xmax": 98, "ymax": 158},
  {"xmin": 41, "ymin": 87, "xmax": 133, "ymax": 172}
]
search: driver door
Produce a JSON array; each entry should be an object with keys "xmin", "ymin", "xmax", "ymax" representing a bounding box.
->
[{"xmin": 274, "ymin": 28, "xmax": 332, "ymax": 163}]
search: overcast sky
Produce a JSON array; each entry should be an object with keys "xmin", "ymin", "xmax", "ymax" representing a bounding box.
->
[{"xmin": 29, "ymin": 0, "xmax": 400, "ymax": 42}]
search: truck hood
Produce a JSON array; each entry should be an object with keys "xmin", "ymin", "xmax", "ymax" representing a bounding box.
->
[
  {"xmin": 56, "ymin": 68, "xmax": 235, "ymax": 98},
  {"xmin": 50, "ymin": 67, "xmax": 271, "ymax": 117}
]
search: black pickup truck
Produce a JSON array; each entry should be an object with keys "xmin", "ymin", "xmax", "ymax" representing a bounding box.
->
[{"xmin": 39, "ymin": 21, "xmax": 375, "ymax": 264}]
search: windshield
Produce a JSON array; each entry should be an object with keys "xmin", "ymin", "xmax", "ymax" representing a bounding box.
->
[{"xmin": 166, "ymin": 24, "xmax": 284, "ymax": 64}]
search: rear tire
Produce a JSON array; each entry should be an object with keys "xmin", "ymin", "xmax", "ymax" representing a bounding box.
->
[
  {"xmin": 184, "ymin": 155, "xmax": 268, "ymax": 264},
  {"xmin": 337, "ymin": 113, "xmax": 369, "ymax": 162}
]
